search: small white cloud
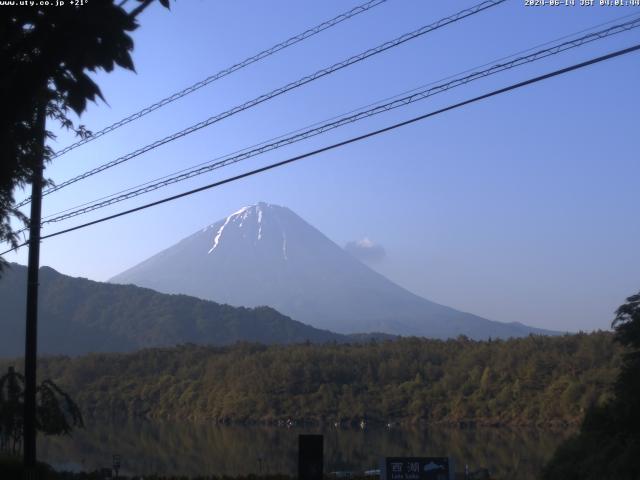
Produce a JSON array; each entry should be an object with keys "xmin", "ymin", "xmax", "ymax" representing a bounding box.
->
[
  {"xmin": 356, "ymin": 238, "xmax": 374, "ymax": 248},
  {"xmin": 344, "ymin": 237, "xmax": 386, "ymax": 263}
]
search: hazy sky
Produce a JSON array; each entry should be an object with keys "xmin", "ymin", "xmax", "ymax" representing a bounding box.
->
[{"xmin": 4, "ymin": 0, "xmax": 640, "ymax": 332}]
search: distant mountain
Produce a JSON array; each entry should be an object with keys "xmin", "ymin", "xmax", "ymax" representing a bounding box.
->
[
  {"xmin": 0, "ymin": 263, "xmax": 346, "ymax": 357},
  {"xmin": 111, "ymin": 202, "xmax": 558, "ymax": 339}
]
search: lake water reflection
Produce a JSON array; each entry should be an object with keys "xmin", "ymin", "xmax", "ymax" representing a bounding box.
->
[{"xmin": 39, "ymin": 421, "xmax": 572, "ymax": 479}]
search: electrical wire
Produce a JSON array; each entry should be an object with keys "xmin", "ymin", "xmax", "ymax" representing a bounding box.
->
[
  {"xmin": 50, "ymin": 0, "xmax": 390, "ymax": 159},
  {"xmin": 39, "ymin": 10, "xmax": 640, "ymax": 222},
  {"xmin": 37, "ymin": 16, "xmax": 640, "ymax": 226},
  {"xmin": 15, "ymin": 0, "xmax": 505, "ymax": 208},
  {"xmin": 4, "ymin": 42, "xmax": 638, "ymax": 256}
]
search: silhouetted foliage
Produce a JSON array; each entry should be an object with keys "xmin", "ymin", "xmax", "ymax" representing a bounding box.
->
[
  {"xmin": 542, "ymin": 292, "xmax": 640, "ymax": 480},
  {"xmin": 0, "ymin": 367, "xmax": 84, "ymax": 455},
  {"xmin": 0, "ymin": 455, "xmax": 56, "ymax": 480},
  {"xmin": 0, "ymin": 0, "xmax": 171, "ymax": 272},
  {"xmin": 0, "ymin": 368, "xmax": 23, "ymax": 453},
  {"xmin": 2, "ymin": 332, "xmax": 619, "ymax": 426}
]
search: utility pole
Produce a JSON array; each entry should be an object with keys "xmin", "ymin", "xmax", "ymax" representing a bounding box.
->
[{"xmin": 23, "ymin": 99, "xmax": 46, "ymax": 473}]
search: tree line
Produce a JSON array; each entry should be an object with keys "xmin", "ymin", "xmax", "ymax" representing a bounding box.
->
[
  {"xmin": 1, "ymin": 332, "xmax": 620, "ymax": 427},
  {"xmin": 542, "ymin": 292, "xmax": 640, "ymax": 480}
]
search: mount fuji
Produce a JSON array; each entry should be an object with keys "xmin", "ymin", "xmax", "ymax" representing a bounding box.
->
[{"xmin": 110, "ymin": 203, "xmax": 556, "ymax": 339}]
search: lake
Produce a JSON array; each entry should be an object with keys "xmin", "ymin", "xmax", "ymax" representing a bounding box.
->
[{"xmin": 38, "ymin": 421, "xmax": 572, "ymax": 479}]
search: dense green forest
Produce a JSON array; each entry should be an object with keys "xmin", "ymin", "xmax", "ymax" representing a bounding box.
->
[
  {"xmin": 1, "ymin": 332, "xmax": 619, "ymax": 426},
  {"xmin": 542, "ymin": 292, "xmax": 640, "ymax": 480}
]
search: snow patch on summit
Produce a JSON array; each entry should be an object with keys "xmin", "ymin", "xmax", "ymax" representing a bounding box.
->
[
  {"xmin": 208, "ymin": 206, "xmax": 251, "ymax": 254},
  {"xmin": 282, "ymin": 232, "xmax": 288, "ymax": 261},
  {"xmin": 207, "ymin": 203, "xmax": 282, "ymax": 252}
]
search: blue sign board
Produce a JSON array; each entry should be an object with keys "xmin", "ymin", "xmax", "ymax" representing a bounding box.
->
[{"xmin": 381, "ymin": 457, "xmax": 454, "ymax": 480}]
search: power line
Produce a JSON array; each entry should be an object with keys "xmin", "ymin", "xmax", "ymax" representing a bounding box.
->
[
  {"xmin": 16, "ymin": 0, "xmax": 505, "ymax": 208},
  {"xmin": 50, "ymin": 0, "xmax": 389, "ymax": 159},
  {"xmin": 39, "ymin": 11, "xmax": 640, "ymax": 223},
  {"xmin": 37, "ymin": 16, "xmax": 640, "ymax": 226},
  {"xmin": 4, "ymin": 42, "xmax": 638, "ymax": 256}
]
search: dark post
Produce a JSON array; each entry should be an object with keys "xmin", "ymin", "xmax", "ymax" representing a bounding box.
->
[
  {"xmin": 113, "ymin": 454, "xmax": 121, "ymax": 479},
  {"xmin": 298, "ymin": 434, "xmax": 323, "ymax": 480},
  {"xmin": 23, "ymin": 100, "xmax": 46, "ymax": 471}
]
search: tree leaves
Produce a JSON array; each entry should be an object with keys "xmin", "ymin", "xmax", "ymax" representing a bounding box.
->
[
  {"xmin": 542, "ymin": 292, "xmax": 640, "ymax": 480},
  {"xmin": 0, "ymin": 367, "xmax": 84, "ymax": 454},
  {"xmin": 613, "ymin": 292, "xmax": 640, "ymax": 350},
  {"xmin": 0, "ymin": 0, "xmax": 173, "ymax": 272}
]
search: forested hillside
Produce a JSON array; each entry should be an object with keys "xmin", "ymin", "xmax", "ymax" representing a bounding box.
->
[
  {"xmin": 2, "ymin": 333, "xmax": 619, "ymax": 426},
  {"xmin": 0, "ymin": 263, "xmax": 345, "ymax": 356}
]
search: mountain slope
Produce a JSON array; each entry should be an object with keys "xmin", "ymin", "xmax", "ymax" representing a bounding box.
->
[
  {"xmin": 111, "ymin": 202, "xmax": 557, "ymax": 339},
  {"xmin": 0, "ymin": 263, "xmax": 345, "ymax": 357}
]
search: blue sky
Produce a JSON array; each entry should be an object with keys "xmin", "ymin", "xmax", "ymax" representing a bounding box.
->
[{"xmin": 5, "ymin": 0, "xmax": 640, "ymax": 332}]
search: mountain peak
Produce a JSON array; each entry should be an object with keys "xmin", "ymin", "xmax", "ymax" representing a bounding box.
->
[
  {"xmin": 111, "ymin": 203, "xmax": 559, "ymax": 339},
  {"xmin": 202, "ymin": 202, "xmax": 283, "ymax": 228},
  {"xmin": 206, "ymin": 202, "xmax": 290, "ymax": 256}
]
